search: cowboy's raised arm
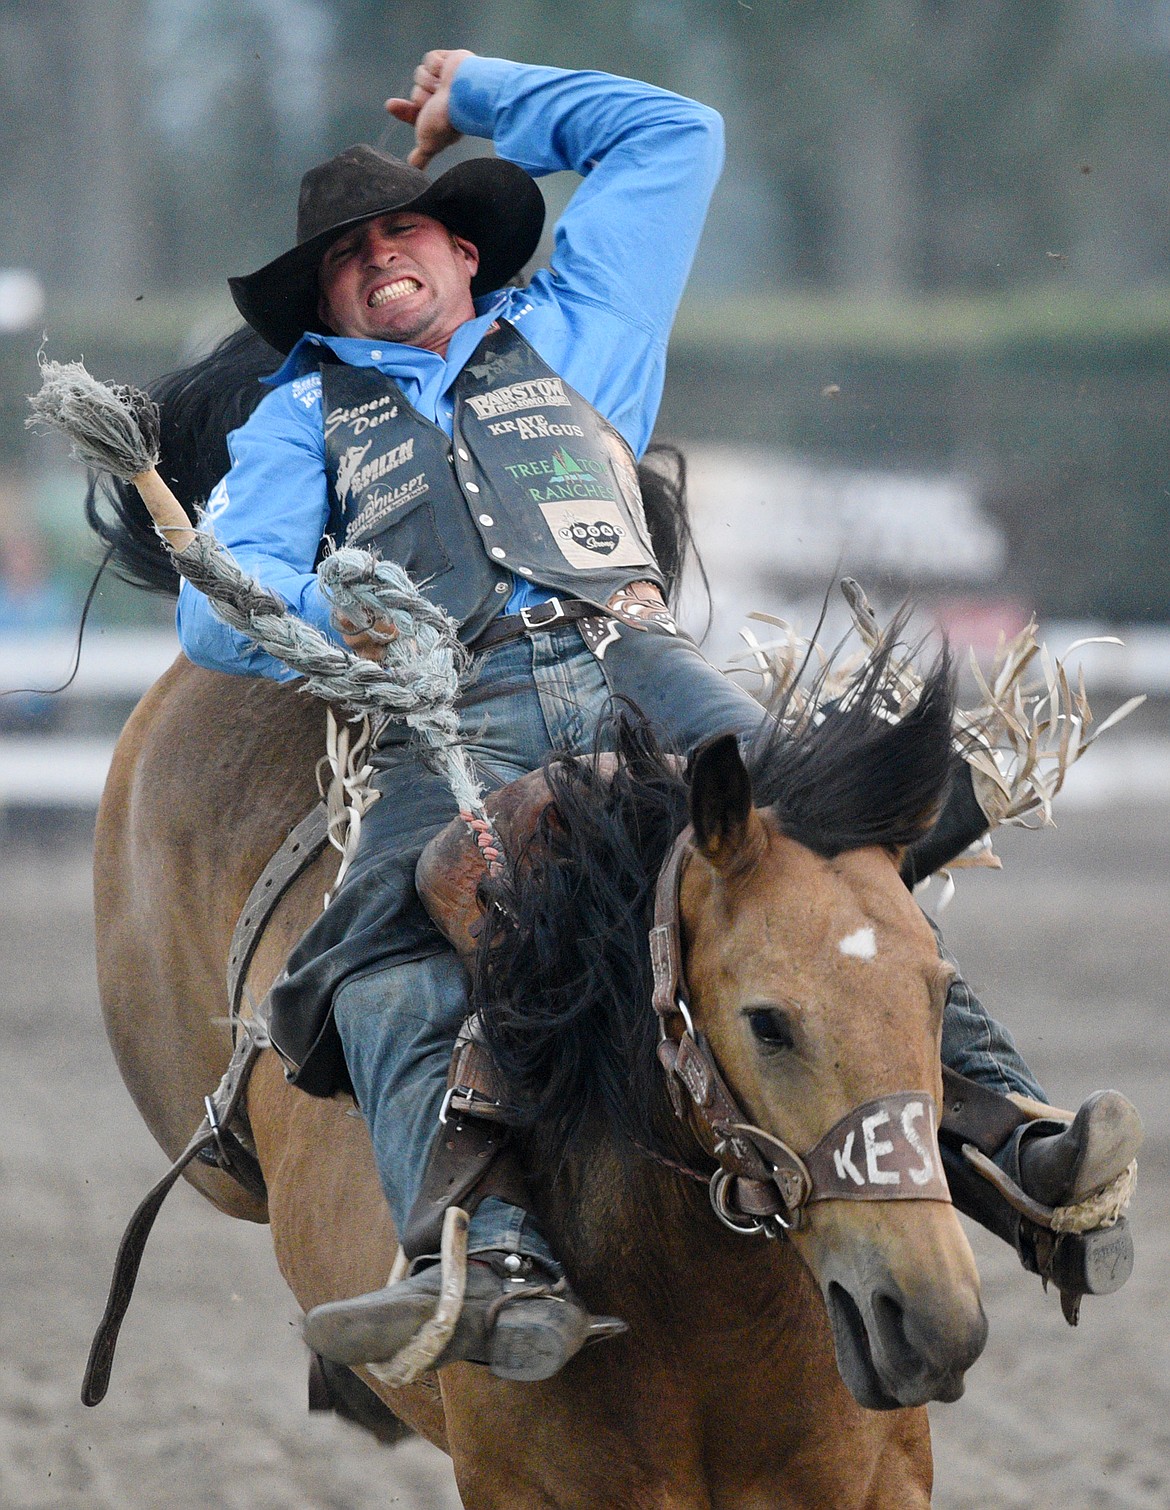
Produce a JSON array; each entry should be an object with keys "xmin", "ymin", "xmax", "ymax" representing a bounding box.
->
[{"xmin": 425, "ymin": 53, "xmax": 724, "ymax": 342}]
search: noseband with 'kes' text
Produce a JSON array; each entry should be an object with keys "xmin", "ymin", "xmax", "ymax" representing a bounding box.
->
[{"xmin": 649, "ymin": 828, "xmax": 951, "ymax": 1237}]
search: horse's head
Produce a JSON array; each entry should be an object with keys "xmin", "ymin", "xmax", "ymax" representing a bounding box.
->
[{"xmin": 674, "ymin": 706, "xmax": 986, "ymax": 1410}]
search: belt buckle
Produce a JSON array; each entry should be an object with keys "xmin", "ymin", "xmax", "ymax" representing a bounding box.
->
[{"xmin": 520, "ymin": 596, "xmax": 563, "ymax": 630}]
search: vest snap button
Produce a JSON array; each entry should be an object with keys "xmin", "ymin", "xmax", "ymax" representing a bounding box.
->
[
  {"xmin": 447, "ymin": 452, "xmax": 455, "ymax": 465},
  {"xmin": 458, "ymin": 448, "xmax": 470, "ymax": 461},
  {"xmin": 518, "ymin": 566, "xmax": 534, "ymax": 577},
  {"xmin": 494, "ymin": 582, "xmax": 509, "ymax": 593},
  {"xmin": 491, "ymin": 547, "xmax": 506, "ymax": 559},
  {"xmin": 465, "ymin": 481, "xmax": 481, "ymax": 493},
  {"xmin": 478, "ymin": 513, "xmax": 494, "ymax": 527}
]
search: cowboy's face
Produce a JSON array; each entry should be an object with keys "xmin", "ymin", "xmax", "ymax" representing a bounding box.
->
[{"xmin": 316, "ymin": 211, "xmax": 480, "ymax": 351}]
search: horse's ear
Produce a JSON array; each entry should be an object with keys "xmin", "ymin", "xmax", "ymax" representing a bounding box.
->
[{"xmin": 689, "ymin": 733, "xmax": 755, "ymax": 869}]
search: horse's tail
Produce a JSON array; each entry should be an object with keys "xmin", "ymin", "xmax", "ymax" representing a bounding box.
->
[
  {"xmin": 84, "ymin": 326, "xmax": 283, "ymax": 596},
  {"xmin": 84, "ymin": 326, "xmax": 707, "ymax": 612}
]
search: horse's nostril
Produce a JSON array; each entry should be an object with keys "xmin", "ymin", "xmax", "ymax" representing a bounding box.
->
[
  {"xmin": 871, "ymin": 1289, "xmax": 920, "ymax": 1379},
  {"xmin": 828, "ymin": 1281, "xmax": 869, "ymax": 1359},
  {"xmin": 873, "ymin": 1283, "xmax": 987, "ymax": 1386}
]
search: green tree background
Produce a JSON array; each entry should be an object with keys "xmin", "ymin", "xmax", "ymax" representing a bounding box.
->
[{"xmin": 3, "ymin": 0, "xmax": 1170, "ymax": 619}]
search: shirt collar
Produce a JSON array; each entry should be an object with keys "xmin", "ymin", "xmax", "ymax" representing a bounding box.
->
[{"xmin": 262, "ymin": 289, "xmax": 512, "ymax": 388}]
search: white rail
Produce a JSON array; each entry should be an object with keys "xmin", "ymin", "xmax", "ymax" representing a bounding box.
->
[
  {"xmin": 0, "ymin": 629, "xmax": 179, "ymax": 699},
  {"xmin": 0, "ymin": 625, "xmax": 1165, "ymax": 810}
]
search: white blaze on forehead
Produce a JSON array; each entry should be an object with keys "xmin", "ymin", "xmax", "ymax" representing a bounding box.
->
[{"xmin": 838, "ymin": 926, "xmax": 877, "ymax": 961}]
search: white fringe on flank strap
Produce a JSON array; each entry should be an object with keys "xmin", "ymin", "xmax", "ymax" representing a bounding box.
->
[{"xmin": 728, "ymin": 578, "xmax": 1146, "ymax": 849}]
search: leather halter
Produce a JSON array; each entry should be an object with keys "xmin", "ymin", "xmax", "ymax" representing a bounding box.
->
[{"xmin": 649, "ymin": 827, "xmax": 951, "ymax": 1236}]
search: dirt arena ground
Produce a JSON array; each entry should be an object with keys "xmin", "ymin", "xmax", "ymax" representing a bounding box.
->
[{"xmin": 1, "ymin": 795, "xmax": 1167, "ymax": 1508}]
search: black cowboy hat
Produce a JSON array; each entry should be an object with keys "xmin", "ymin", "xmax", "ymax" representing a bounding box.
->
[{"xmin": 229, "ymin": 145, "xmax": 546, "ymax": 354}]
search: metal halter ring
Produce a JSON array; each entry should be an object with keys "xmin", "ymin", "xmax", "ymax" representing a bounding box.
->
[{"xmin": 708, "ymin": 1169, "xmax": 768, "ymax": 1237}]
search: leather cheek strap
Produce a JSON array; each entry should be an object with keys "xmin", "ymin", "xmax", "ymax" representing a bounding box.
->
[{"xmin": 649, "ymin": 828, "xmax": 951, "ymax": 1221}]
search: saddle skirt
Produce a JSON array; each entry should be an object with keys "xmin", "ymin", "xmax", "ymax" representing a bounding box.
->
[{"xmin": 416, "ymin": 755, "xmax": 626, "ymax": 961}]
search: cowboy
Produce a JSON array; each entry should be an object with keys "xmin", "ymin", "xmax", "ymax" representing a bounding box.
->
[{"xmin": 179, "ymin": 49, "xmax": 1141, "ymax": 1382}]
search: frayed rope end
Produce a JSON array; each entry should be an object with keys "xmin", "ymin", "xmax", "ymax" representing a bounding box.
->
[{"xmin": 26, "ymin": 352, "xmax": 161, "ymax": 482}]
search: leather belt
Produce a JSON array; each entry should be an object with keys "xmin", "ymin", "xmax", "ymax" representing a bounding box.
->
[{"xmin": 471, "ymin": 597, "xmax": 604, "ymax": 651}]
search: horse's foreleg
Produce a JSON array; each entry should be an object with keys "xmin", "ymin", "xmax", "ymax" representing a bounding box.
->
[{"xmin": 857, "ymin": 1410, "xmax": 933, "ymax": 1510}]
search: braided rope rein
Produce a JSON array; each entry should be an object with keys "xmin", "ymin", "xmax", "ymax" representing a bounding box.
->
[
  {"xmin": 28, "ymin": 357, "xmax": 508, "ymax": 1385},
  {"xmin": 27, "ymin": 357, "xmax": 501, "ymax": 843}
]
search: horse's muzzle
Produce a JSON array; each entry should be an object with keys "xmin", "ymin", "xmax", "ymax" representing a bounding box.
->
[{"xmin": 807, "ymin": 1204, "xmax": 988, "ymax": 1410}]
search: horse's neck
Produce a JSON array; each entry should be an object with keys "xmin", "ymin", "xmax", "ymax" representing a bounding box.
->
[{"xmin": 534, "ymin": 1130, "xmax": 818, "ymax": 1402}]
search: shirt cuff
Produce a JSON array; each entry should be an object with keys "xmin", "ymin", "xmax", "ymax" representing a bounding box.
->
[{"xmin": 449, "ymin": 55, "xmax": 525, "ymax": 139}]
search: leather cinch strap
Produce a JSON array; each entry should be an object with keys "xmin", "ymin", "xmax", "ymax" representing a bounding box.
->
[
  {"xmin": 226, "ymin": 800, "xmax": 332, "ymax": 1020},
  {"xmin": 82, "ymin": 1029, "xmax": 265, "ymax": 1406},
  {"xmin": 86, "ymin": 803, "xmax": 333, "ymax": 1408}
]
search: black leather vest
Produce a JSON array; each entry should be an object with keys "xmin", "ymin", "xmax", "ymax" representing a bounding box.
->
[{"xmin": 321, "ymin": 321, "xmax": 664, "ymax": 643}]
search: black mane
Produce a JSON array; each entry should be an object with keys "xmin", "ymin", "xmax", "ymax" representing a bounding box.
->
[
  {"xmin": 84, "ymin": 326, "xmax": 704, "ymax": 610},
  {"xmin": 744, "ymin": 639, "xmax": 958, "ymax": 859},
  {"xmin": 474, "ymin": 645, "xmax": 957, "ymax": 1164}
]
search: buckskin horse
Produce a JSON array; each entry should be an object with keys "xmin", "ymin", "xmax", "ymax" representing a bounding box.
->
[{"xmin": 86, "ymin": 332, "xmax": 987, "ymax": 1507}]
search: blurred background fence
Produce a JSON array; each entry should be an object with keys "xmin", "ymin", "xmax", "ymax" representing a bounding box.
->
[{"xmin": 1, "ymin": 0, "xmax": 1167, "ymax": 815}]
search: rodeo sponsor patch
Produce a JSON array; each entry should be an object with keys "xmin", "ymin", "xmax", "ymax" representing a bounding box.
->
[
  {"xmin": 465, "ymin": 377, "xmax": 571, "ymax": 421},
  {"xmin": 348, "ymin": 438, "xmax": 415, "ymax": 499},
  {"xmin": 465, "ymin": 339, "xmax": 527, "ymax": 385},
  {"xmin": 505, "ymin": 446, "xmax": 605, "ymax": 488},
  {"xmin": 323, "ymin": 393, "xmax": 399, "ymax": 440},
  {"xmin": 346, "ymin": 472, "xmax": 429, "ymax": 543},
  {"xmin": 539, "ymin": 499, "xmax": 653, "ymax": 571},
  {"xmin": 291, "ymin": 373, "xmax": 322, "ymax": 409},
  {"xmin": 335, "ymin": 441, "xmax": 373, "ymax": 507},
  {"xmin": 204, "ymin": 477, "xmax": 231, "ymax": 521},
  {"xmin": 486, "ymin": 415, "xmax": 585, "ymax": 441}
]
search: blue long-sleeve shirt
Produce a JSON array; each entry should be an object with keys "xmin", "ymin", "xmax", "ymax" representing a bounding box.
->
[{"xmin": 177, "ymin": 57, "xmax": 723, "ymax": 680}]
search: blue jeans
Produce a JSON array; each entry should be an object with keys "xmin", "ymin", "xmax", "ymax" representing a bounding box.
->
[{"xmin": 330, "ymin": 624, "xmax": 1043, "ymax": 1266}]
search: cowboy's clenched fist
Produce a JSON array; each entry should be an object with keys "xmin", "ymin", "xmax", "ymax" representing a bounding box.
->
[{"xmin": 385, "ymin": 49, "xmax": 475, "ymax": 170}]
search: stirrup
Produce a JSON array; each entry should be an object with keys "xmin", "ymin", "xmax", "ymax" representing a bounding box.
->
[
  {"xmin": 366, "ymin": 1207, "xmax": 471, "ymax": 1389},
  {"xmin": 961, "ymin": 1134, "xmax": 1138, "ymax": 1326}
]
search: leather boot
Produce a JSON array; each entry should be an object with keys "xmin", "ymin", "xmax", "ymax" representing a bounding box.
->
[
  {"xmin": 303, "ymin": 1251, "xmax": 625, "ymax": 1381},
  {"xmin": 940, "ymin": 1068, "xmax": 1141, "ymax": 1322},
  {"xmin": 1016, "ymin": 1090, "xmax": 1143, "ymax": 1207},
  {"xmin": 307, "ymin": 1041, "xmax": 627, "ymax": 1381}
]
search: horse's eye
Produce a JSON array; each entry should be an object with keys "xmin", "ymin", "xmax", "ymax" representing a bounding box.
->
[{"xmin": 746, "ymin": 1008, "xmax": 795, "ymax": 1052}]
